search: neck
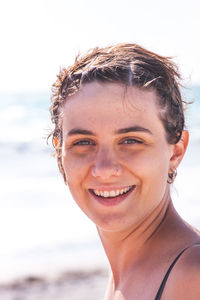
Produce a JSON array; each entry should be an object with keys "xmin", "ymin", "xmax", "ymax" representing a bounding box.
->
[{"xmin": 97, "ymin": 189, "xmax": 173, "ymax": 286}]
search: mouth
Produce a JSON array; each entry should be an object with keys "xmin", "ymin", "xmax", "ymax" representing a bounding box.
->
[{"xmin": 89, "ymin": 185, "xmax": 136, "ymax": 206}]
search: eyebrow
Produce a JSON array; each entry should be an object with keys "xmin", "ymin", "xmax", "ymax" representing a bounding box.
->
[
  {"xmin": 115, "ymin": 126, "xmax": 153, "ymax": 135},
  {"xmin": 67, "ymin": 128, "xmax": 95, "ymax": 136},
  {"xmin": 67, "ymin": 126, "xmax": 152, "ymax": 136}
]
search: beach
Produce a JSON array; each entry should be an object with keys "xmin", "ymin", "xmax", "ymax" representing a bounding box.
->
[
  {"xmin": 0, "ymin": 269, "xmax": 108, "ymax": 300},
  {"xmin": 0, "ymin": 88, "xmax": 199, "ymax": 299}
]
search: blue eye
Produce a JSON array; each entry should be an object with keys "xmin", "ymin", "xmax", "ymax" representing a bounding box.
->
[
  {"xmin": 122, "ymin": 138, "xmax": 142, "ymax": 144},
  {"xmin": 73, "ymin": 139, "xmax": 95, "ymax": 146}
]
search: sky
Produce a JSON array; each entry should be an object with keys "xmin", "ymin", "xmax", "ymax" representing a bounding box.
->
[{"xmin": 0, "ymin": 0, "xmax": 200, "ymax": 92}]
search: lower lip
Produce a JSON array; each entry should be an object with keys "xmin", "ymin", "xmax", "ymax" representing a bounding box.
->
[{"xmin": 89, "ymin": 186, "xmax": 136, "ymax": 207}]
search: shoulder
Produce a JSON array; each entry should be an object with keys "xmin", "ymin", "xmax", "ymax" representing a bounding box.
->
[{"xmin": 164, "ymin": 244, "xmax": 200, "ymax": 299}]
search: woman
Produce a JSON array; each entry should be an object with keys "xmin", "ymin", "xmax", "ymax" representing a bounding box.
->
[{"xmin": 49, "ymin": 44, "xmax": 200, "ymax": 299}]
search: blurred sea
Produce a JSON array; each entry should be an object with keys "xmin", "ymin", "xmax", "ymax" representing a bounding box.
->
[{"xmin": 0, "ymin": 87, "xmax": 199, "ymax": 284}]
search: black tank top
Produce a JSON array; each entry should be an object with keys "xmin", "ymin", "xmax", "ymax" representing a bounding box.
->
[{"xmin": 155, "ymin": 244, "xmax": 200, "ymax": 300}]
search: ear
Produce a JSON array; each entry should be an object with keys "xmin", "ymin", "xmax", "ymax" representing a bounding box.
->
[{"xmin": 169, "ymin": 130, "xmax": 189, "ymax": 169}]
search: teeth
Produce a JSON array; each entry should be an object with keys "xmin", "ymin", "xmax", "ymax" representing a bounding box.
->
[
  {"xmin": 103, "ymin": 191, "xmax": 109, "ymax": 197},
  {"xmin": 95, "ymin": 190, "xmax": 100, "ymax": 196},
  {"xmin": 109, "ymin": 190, "xmax": 116, "ymax": 197},
  {"xmin": 120, "ymin": 189, "xmax": 124, "ymax": 195},
  {"xmin": 93, "ymin": 186, "xmax": 133, "ymax": 198}
]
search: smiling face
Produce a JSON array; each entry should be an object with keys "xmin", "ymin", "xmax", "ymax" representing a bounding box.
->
[{"xmin": 61, "ymin": 82, "xmax": 175, "ymax": 232}]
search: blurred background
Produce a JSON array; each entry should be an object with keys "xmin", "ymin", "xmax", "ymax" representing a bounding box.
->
[{"xmin": 0, "ymin": 0, "xmax": 200, "ymax": 298}]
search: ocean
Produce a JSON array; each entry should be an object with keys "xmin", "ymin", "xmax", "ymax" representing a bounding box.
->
[{"xmin": 0, "ymin": 87, "xmax": 199, "ymax": 284}]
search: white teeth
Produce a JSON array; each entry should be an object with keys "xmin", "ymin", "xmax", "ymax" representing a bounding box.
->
[
  {"xmin": 109, "ymin": 190, "xmax": 116, "ymax": 197},
  {"xmin": 93, "ymin": 186, "xmax": 133, "ymax": 198},
  {"xmin": 95, "ymin": 190, "xmax": 100, "ymax": 196},
  {"xmin": 116, "ymin": 189, "xmax": 120, "ymax": 196},
  {"xmin": 119, "ymin": 189, "xmax": 124, "ymax": 195},
  {"xmin": 103, "ymin": 191, "xmax": 109, "ymax": 197}
]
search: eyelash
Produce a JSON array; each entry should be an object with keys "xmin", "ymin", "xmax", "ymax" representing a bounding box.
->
[
  {"xmin": 73, "ymin": 139, "xmax": 95, "ymax": 146},
  {"xmin": 73, "ymin": 138, "xmax": 143, "ymax": 146},
  {"xmin": 121, "ymin": 138, "xmax": 143, "ymax": 145}
]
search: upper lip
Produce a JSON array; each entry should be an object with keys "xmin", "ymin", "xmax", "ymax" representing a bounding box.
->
[{"xmin": 89, "ymin": 185, "xmax": 134, "ymax": 191}]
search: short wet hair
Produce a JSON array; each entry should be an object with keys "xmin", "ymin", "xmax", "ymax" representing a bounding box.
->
[{"xmin": 48, "ymin": 43, "xmax": 186, "ymax": 182}]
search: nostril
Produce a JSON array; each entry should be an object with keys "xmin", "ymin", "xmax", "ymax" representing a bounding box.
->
[
  {"xmin": 91, "ymin": 165, "xmax": 122, "ymax": 178},
  {"xmin": 91, "ymin": 168, "xmax": 97, "ymax": 177},
  {"xmin": 115, "ymin": 167, "xmax": 121, "ymax": 176}
]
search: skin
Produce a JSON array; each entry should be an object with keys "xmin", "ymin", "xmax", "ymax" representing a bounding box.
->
[{"xmin": 59, "ymin": 82, "xmax": 200, "ymax": 299}]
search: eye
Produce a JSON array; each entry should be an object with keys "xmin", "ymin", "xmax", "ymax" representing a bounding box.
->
[
  {"xmin": 120, "ymin": 138, "xmax": 143, "ymax": 145},
  {"xmin": 73, "ymin": 139, "xmax": 95, "ymax": 146}
]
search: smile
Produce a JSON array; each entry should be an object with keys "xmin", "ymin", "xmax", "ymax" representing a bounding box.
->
[
  {"xmin": 89, "ymin": 185, "xmax": 136, "ymax": 207},
  {"xmin": 91, "ymin": 185, "xmax": 134, "ymax": 198}
]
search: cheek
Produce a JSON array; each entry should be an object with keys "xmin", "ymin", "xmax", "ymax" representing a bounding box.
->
[
  {"xmin": 122, "ymin": 148, "xmax": 170, "ymax": 184},
  {"xmin": 137, "ymin": 153, "xmax": 170, "ymax": 201},
  {"xmin": 61, "ymin": 151, "xmax": 93, "ymax": 184}
]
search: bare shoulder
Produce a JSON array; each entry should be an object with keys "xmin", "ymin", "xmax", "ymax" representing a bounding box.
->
[{"xmin": 164, "ymin": 244, "xmax": 200, "ymax": 299}]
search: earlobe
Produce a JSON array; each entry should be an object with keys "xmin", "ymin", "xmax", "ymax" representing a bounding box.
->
[
  {"xmin": 170, "ymin": 130, "xmax": 189, "ymax": 167},
  {"xmin": 167, "ymin": 131, "xmax": 189, "ymax": 184}
]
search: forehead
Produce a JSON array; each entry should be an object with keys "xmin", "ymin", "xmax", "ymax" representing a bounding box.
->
[{"xmin": 62, "ymin": 82, "xmax": 163, "ymax": 133}]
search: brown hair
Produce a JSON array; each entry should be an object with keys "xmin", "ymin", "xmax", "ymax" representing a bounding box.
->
[{"xmin": 48, "ymin": 43, "xmax": 186, "ymax": 182}]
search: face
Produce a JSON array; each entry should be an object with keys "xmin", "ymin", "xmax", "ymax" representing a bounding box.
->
[{"xmin": 61, "ymin": 82, "xmax": 175, "ymax": 233}]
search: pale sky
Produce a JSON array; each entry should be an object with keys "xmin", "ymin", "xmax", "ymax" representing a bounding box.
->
[{"xmin": 0, "ymin": 0, "xmax": 200, "ymax": 92}]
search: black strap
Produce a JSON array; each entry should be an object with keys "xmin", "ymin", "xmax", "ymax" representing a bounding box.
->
[{"xmin": 155, "ymin": 244, "xmax": 200, "ymax": 300}]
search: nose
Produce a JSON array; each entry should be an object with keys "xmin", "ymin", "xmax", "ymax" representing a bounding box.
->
[{"xmin": 91, "ymin": 148, "xmax": 122, "ymax": 180}]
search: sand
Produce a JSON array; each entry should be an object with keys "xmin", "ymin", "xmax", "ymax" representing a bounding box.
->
[{"xmin": 0, "ymin": 269, "xmax": 108, "ymax": 300}]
